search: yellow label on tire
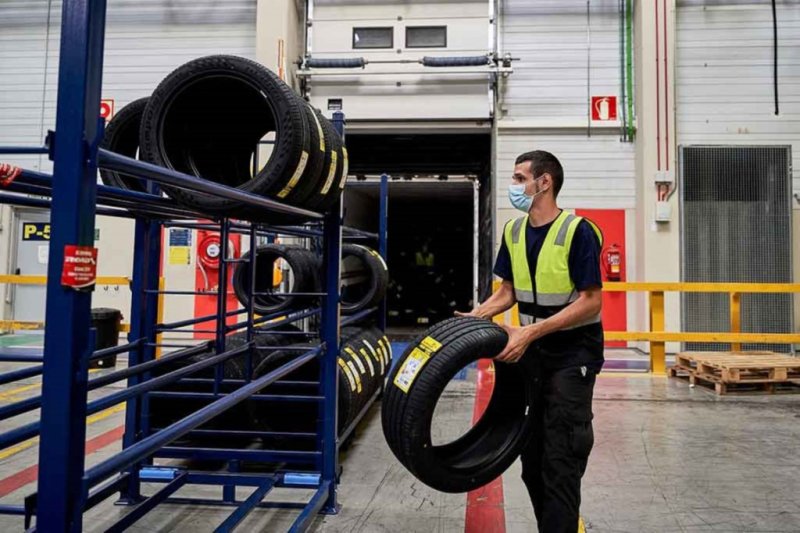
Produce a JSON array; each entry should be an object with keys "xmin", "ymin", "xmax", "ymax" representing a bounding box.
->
[
  {"xmin": 393, "ymin": 348, "xmax": 430, "ymax": 393},
  {"xmin": 348, "ymin": 345, "xmax": 374, "ymax": 376},
  {"xmin": 338, "ymin": 147, "xmax": 349, "ymax": 189},
  {"xmin": 346, "ymin": 360, "xmax": 362, "ymax": 393},
  {"xmin": 309, "ymin": 107, "xmax": 325, "ymax": 152},
  {"xmin": 338, "ymin": 358, "xmax": 356, "ymax": 392},
  {"xmin": 360, "ymin": 347, "xmax": 380, "ymax": 377},
  {"xmin": 320, "ymin": 151, "xmax": 338, "ymax": 195},
  {"xmin": 362, "ymin": 340, "xmax": 382, "ymax": 373},
  {"xmin": 420, "ymin": 336, "xmax": 442, "ymax": 354},
  {"xmin": 276, "ymin": 150, "xmax": 309, "ymax": 199},
  {"xmin": 348, "ymin": 348, "xmax": 367, "ymax": 375}
]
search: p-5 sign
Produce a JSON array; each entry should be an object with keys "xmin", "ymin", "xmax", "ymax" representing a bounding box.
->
[
  {"xmin": 591, "ymin": 96, "xmax": 617, "ymax": 121},
  {"xmin": 100, "ymin": 99, "xmax": 115, "ymax": 120},
  {"xmin": 22, "ymin": 222, "xmax": 50, "ymax": 241}
]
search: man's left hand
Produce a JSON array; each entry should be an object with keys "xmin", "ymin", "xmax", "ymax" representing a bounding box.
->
[{"xmin": 495, "ymin": 324, "xmax": 544, "ymax": 363}]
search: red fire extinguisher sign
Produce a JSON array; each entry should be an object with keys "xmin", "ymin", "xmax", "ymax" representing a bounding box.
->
[{"xmin": 591, "ymin": 96, "xmax": 617, "ymax": 121}]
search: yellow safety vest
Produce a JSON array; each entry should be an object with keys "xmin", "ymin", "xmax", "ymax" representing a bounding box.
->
[{"xmin": 503, "ymin": 210, "xmax": 603, "ymax": 328}]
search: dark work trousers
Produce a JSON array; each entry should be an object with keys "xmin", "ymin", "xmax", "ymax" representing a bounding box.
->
[{"xmin": 519, "ymin": 362, "xmax": 596, "ymax": 533}]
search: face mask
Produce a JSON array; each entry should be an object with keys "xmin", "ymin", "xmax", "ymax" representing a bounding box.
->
[{"xmin": 508, "ymin": 177, "xmax": 548, "ymax": 213}]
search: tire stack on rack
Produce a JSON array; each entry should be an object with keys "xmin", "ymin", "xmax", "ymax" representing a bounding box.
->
[
  {"xmin": 100, "ymin": 55, "xmax": 347, "ymax": 220},
  {"xmin": 149, "ymin": 327, "xmax": 305, "ymax": 444},
  {"xmin": 248, "ymin": 326, "xmax": 392, "ymax": 448}
]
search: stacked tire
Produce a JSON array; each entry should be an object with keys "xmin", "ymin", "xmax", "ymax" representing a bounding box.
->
[
  {"xmin": 100, "ymin": 55, "xmax": 347, "ymax": 221},
  {"xmin": 231, "ymin": 245, "xmax": 320, "ymax": 315},
  {"xmin": 230, "ymin": 243, "xmax": 388, "ymax": 320},
  {"xmin": 250, "ymin": 327, "xmax": 391, "ymax": 442},
  {"xmin": 382, "ymin": 317, "xmax": 536, "ymax": 493}
]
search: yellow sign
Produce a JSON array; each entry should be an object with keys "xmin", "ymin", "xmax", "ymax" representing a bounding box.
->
[{"xmin": 169, "ymin": 246, "xmax": 191, "ymax": 265}]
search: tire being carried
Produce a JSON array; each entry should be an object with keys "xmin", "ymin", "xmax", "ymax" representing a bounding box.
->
[{"xmin": 381, "ymin": 317, "xmax": 535, "ymax": 493}]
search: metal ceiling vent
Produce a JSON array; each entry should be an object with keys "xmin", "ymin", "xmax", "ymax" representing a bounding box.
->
[{"xmin": 680, "ymin": 145, "xmax": 794, "ymax": 353}]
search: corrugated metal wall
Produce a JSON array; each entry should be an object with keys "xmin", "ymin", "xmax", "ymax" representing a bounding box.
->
[
  {"xmin": 0, "ymin": 0, "xmax": 257, "ymax": 173},
  {"xmin": 495, "ymin": 0, "xmax": 636, "ymax": 247},
  {"xmin": 676, "ymin": 0, "xmax": 800, "ymax": 198},
  {"xmin": 0, "ymin": 0, "xmax": 256, "ymax": 318}
]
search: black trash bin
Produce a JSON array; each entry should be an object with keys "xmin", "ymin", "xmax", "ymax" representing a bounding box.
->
[{"xmin": 90, "ymin": 308, "xmax": 122, "ymax": 369}]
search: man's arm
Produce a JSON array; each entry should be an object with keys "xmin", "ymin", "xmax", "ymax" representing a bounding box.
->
[
  {"xmin": 495, "ymin": 287, "xmax": 602, "ymax": 362},
  {"xmin": 455, "ymin": 280, "xmax": 516, "ymax": 320}
]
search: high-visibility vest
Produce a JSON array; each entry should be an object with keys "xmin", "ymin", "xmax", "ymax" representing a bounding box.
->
[
  {"xmin": 415, "ymin": 251, "xmax": 434, "ymax": 267},
  {"xmin": 503, "ymin": 210, "xmax": 603, "ymax": 328}
]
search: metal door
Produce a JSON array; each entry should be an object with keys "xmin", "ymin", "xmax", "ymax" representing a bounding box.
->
[
  {"xmin": 679, "ymin": 145, "xmax": 794, "ymax": 353},
  {"xmin": 12, "ymin": 211, "xmax": 51, "ymax": 325}
]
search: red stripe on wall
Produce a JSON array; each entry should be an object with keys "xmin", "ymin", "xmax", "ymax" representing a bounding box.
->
[{"xmin": 464, "ymin": 359, "xmax": 506, "ymax": 533}]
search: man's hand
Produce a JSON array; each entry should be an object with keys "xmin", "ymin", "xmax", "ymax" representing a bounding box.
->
[
  {"xmin": 495, "ymin": 323, "xmax": 545, "ymax": 363},
  {"xmin": 454, "ymin": 309, "xmax": 487, "ymax": 319}
]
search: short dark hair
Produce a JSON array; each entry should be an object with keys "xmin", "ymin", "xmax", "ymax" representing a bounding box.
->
[{"xmin": 515, "ymin": 150, "xmax": 564, "ymax": 197}]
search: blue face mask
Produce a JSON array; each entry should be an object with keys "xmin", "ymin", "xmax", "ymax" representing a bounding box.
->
[
  {"xmin": 508, "ymin": 184, "xmax": 532, "ymax": 212},
  {"xmin": 508, "ymin": 178, "xmax": 547, "ymax": 213}
]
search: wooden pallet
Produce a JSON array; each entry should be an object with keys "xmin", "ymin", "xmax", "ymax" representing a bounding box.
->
[{"xmin": 669, "ymin": 351, "xmax": 800, "ymax": 395}]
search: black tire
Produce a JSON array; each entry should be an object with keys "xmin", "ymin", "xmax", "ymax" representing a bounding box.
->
[
  {"xmin": 340, "ymin": 244, "xmax": 388, "ymax": 315},
  {"xmin": 139, "ymin": 55, "xmax": 311, "ymax": 216},
  {"xmin": 381, "ymin": 317, "xmax": 535, "ymax": 493},
  {"xmin": 99, "ymin": 97, "xmax": 149, "ymax": 192},
  {"xmin": 231, "ymin": 245, "xmax": 319, "ymax": 315},
  {"xmin": 303, "ymin": 109, "xmax": 347, "ymax": 213}
]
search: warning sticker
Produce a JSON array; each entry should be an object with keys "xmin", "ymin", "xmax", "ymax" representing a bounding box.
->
[
  {"xmin": 61, "ymin": 245, "xmax": 98, "ymax": 290},
  {"xmin": 338, "ymin": 358, "xmax": 357, "ymax": 392},
  {"xmin": 319, "ymin": 151, "xmax": 338, "ymax": 196},
  {"xmin": 393, "ymin": 348, "xmax": 431, "ymax": 393},
  {"xmin": 338, "ymin": 148, "xmax": 349, "ymax": 189},
  {"xmin": 276, "ymin": 151, "xmax": 309, "ymax": 199}
]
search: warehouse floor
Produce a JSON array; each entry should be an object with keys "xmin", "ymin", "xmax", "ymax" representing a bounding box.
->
[{"xmin": 0, "ymin": 335, "xmax": 799, "ymax": 532}]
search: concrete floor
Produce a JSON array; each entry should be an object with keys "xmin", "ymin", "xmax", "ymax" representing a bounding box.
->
[{"xmin": 0, "ymin": 336, "xmax": 798, "ymax": 532}]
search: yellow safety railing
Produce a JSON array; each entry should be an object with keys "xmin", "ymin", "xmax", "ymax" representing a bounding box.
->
[
  {"xmin": 492, "ymin": 280, "xmax": 800, "ymax": 375},
  {"xmin": 0, "ymin": 274, "xmax": 133, "ymax": 334}
]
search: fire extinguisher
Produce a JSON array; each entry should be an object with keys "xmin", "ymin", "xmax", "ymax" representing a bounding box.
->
[{"xmin": 603, "ymin": 243, "xmax": 622, "ymax": 281}]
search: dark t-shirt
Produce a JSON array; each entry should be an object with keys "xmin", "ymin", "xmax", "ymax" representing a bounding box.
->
[{"xmin": 494, "ymin": 214, "xmax": 605, "ymax": 371}]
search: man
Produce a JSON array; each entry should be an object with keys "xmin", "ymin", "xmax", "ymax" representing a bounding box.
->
[{"xmin": 456, "ymin": 150, "xmax": 604, "ymax": 533}]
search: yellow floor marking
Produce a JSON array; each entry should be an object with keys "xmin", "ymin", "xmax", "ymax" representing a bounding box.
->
[
  {"xmin": 579, "ymin": 517, "xmax": 586, "ymax": 533},
  {"xmin": 0, "ymin": 402, "xmax": 126, "ymax": 462},
  {"xmin": 0, "ymin": 383, "xmax": 41, "ymax": 402},
  {"xmin": 0, "ymin": 369, "xmax": 101, "ymax": 403}
]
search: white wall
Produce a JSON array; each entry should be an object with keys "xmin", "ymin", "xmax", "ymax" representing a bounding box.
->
[
  {"xmin": 676, "ymin": 1, "xmax": 800, "ymax": 199},
  {"xmin": 495, "ymin": 0, "xmax": 636, "ymax": 244},
  {"xmin": 306, "ymin": 0, "xmax": 493, "ymax": 121},
  {"xmin": 0, "ymin": 0, "xmax": 256, "ymax": 321}
]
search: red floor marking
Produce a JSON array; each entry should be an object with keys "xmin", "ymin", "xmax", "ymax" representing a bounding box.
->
[
  {"xmin": 465, "ymin": 359, "xmax": 506, "ymax": 533},
  {"xmin": 0, "ymin": 425, "xmax": 124, "ymax": 498}
]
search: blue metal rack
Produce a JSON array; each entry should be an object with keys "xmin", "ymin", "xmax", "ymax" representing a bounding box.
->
[{"xmin": 0, "ymin": 0, "xmax": 388, "ymax": 530}]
